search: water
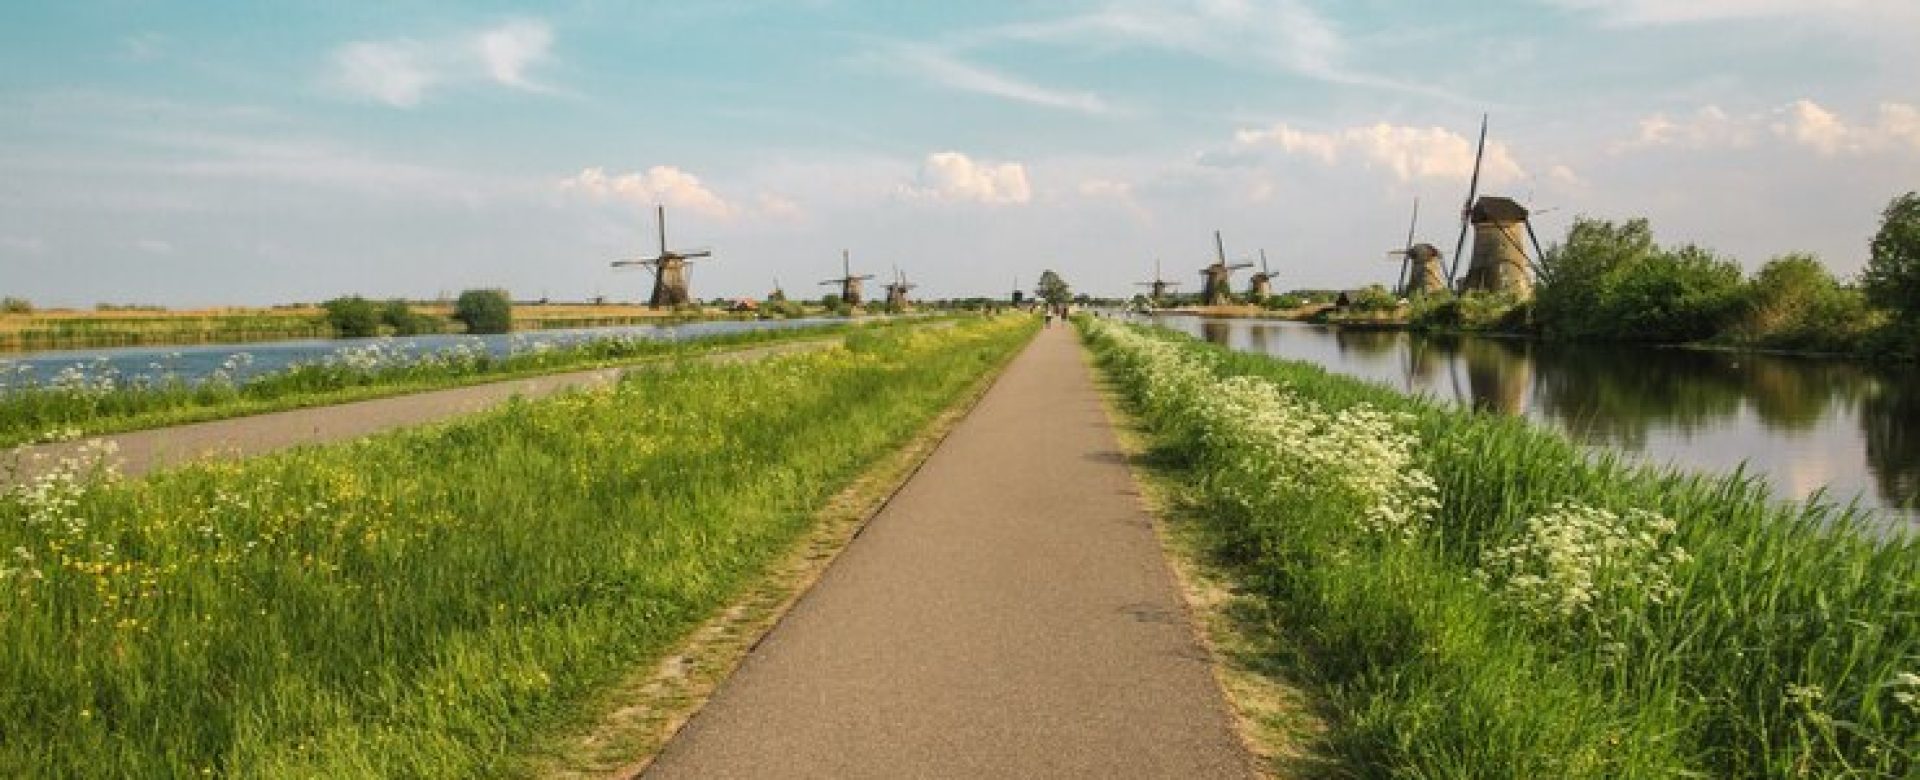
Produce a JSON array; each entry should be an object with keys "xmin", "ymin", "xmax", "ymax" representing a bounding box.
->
[
  {"xmin": 1155, "ymin": 316, "xmax": 1920, "ymax": 524},
  {"xmin": 0, "ymin": 318, "xmax": 841, "ymax": 389}
]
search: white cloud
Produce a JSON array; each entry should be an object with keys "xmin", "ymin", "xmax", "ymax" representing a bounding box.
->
[
  {"xmin": 559, "ymin": 166, "xmax": 735, "ymax": 218},
  {"xmin": 327, "ymin": 19, "xmax": 558, "ymax": 108},
  {"xmin": 1543, "ymin": 0, "xmax": 1908, "ymax": 26},
  {"xmin": 1234, "ymin": 122, "xmax": 1527, "ymax": 184},
  {"xmin": 905, "ymin": 152, "xmax": 1032, "ymax": 205},
  {"xmin": 1620, "ymin": 99, "xmax": 1920, "ymax": 156},
  {"xmin": 876, "ymin": 43, "xmax": 1111, "ymax": 114},
  {"xmin": 754, "ymin": 193, "xmax": 805, "ymax": 220},
  {"xmin": 984, "ymin": 0, "xmax": 1469, "ymax": 104}
]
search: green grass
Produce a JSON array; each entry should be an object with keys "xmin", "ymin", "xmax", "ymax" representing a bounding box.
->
[
  {"xmin": 1082, "ymin": 318, "xmax": 1918, "ymax": 778},
  {"xmin": 0, "ymin": 315, "xmax": 1037, "ymax": 777},
  {"xmin": 0, "ymin": 320, "xmax": 923, "ymax": 448}
]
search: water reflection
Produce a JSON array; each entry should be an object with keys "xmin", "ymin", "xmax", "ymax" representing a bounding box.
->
[{"xmin": 1171, "ymin": 315, "xmax": 1919, "ymax": 521}]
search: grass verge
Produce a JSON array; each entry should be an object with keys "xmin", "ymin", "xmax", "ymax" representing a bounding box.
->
[
  {"xmin": 1081, "ymin": 317, "xmax": 1917, "ymax": 778},
  {"xmin": 0, "ymin": 315, "xmax": 1038, "ymax": 777}
]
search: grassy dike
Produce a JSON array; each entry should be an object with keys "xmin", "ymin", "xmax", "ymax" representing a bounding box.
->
[
  {"xmin": 0, "ymin": 315, "xmax": 1037, "ymax": 777},
  {"xmin": 0, "ymin": 320, "xmax": 901, "ymax": 448},
  {"xmin": 1080, "ymin": 318, "xmax": 1917, "ymax": 778}
]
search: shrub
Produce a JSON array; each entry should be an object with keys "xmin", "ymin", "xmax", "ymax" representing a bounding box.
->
[
  {"xmin": 1730, "ymin": 254, "xmax": 1881, "ymax": 353},
  {"xmin": 1598, "ymin": 244, "xmax": 1745, "ymax": 342},
  {"xmin": 0, "ymin": 297, "xmax": 31, "ymax": 314},
  {"xmin": 1265, "ymin": 293, "xmax": 1307, "ymax": 310},
  {"xmin": 1535, "ymin": 217, "xmax": 1658, "ymax": 339},
  {"xmin": 1348, "ymin": 284, "xmax": 1400, "ymax": 313},
  {"xmin": 378, "ymin": 299, "xmax": 438, "ymax": 336},
  {"xmin": 452, "ymin": 289, "xmax": 512, "ymax": 334},
  {"xmin": 321, "ymin": 296, "xmax": 380, "ymax": 338}
]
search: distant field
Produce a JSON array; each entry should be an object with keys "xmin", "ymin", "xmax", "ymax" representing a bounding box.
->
[{"xmin": 0, "ymin": 303, "xmax": 770, "ymax": 351}]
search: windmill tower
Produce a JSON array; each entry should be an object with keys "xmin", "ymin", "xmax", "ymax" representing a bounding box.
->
[
  {"xmin": 610, "ymin": 205, "xmax": 713, "ymax": 309},
  {"xmin": 1009, "ymin": 276, "xmax": 1025, "ymax": 306},
  {"xmin": 1444, "ymin": 115, "xmax": 1540, "ymax": 298},
  {"xmin": 820, "ymin": 250, "xmax": 876, "ymax": 306},
  {"xmin": 883, "ymin": 267, "xmax": 917, "ymax": 312},
  {"xmin": 1198, "ymin": 230, "xmax": 1253, "ymax": 307},
  {"xmin": 768, "ymin": 277, "xmax": 787, "ymax": 303},
  {"xmin": 1247, "ymin": 249, "xmax": 1276, "ymax": 301},
  {"xmin": 1387, "ymin": 198, "xmax": 1448, "ymax": 297},
  {"xmin": 1134, "ymin": 260, "xmax": 1180, "ymax": 307}
]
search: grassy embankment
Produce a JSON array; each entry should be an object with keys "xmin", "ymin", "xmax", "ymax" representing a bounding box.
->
[
  {"xmin": 1082, "ymin": 318, "xmax": 1917, "ymax": 777},
  {"xmin": 0, "ymin": 320, "xmax": 910, "ymax": 448},
  {"xmin": 0, "ymin": 304, "xmax": 794, "ymax": 351},
  {"xmin": 0, "ymin": 314, "xmax": 1038, "ymax": 776}
]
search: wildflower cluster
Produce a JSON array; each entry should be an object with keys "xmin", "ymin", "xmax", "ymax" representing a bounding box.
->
[
  {"xmin": 1477, "ymin": 501, "xmax": 1690, "ymax": 629},
  {"xmin": 1089, "ymin": 320, "xmax": 1437, "ymax": 541}
]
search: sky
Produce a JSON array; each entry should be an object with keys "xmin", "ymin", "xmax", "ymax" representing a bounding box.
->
[{"xmin": 2, "ymin": 0, "xmax": 1918, "ymax": 307}]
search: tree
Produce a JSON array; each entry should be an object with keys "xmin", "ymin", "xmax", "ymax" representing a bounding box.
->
[
  {"xmin": 1864, "ymin": 191, "xmax": 1920, "ymax": 321},
  {"xmin": 0, "ymin": 296, "xmax": 31, "ymax": 314},
  {"xmin": 1036, "ymin": 270, "xmax": 1071, "ymax": 306},
  {"xmin": 322, "ymin": 296, "xmax": 380, "ymax": 338},
  {"xmin": 1534, "ymin": 217, "xmax": 1657, "ymax": 338},
  {"xmin": 379, "ymin": 299, "xmax": 437, "ymax": 336},
  {"xmin": 453, "ymin": 289, "xmax": 513, "ymax": 334}
]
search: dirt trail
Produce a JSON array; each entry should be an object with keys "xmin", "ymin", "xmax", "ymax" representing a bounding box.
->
[
  {"xmin": 2, "ymin": 339, "xmax": 836, "ymax": 485},
  {"xmin": 643, "ymin": 325, "xmax": 1252, "ymax": 779}
]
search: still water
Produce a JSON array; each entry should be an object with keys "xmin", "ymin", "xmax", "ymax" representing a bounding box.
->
[
  {"xmin": 1157, "ymin": 316, "xmax": 1920, "ymax": 524},
  {"xmin": 0, "ymin": 318, "xmax": 840, "ymax": 388}
]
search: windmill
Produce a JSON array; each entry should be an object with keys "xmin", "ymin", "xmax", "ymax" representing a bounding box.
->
[
  {"xmin": 1198, "ymin": 230, "xmax": 1253, "ymax": 307},
  {"xmin": 883, "ymin": 266, "xmax": 917, "ymax": 312},
  {"xmin": 767, "ymin": 277, "xmax": 787, "ymax": 303},
  {"xmin": 1247, "ymin": 249, "xmax": 1276, "ymax": 301},
  {"xmin": 820, "ymin": 250, "xmax": 876, "ymax": 306},
  {"xmin": 610, "ymin": 205, "xmax": 713, "ymax": 309},
  {"xmin": 1386, "ymin": 198, "xmax": 1448, "ymax": 298},
  {"xmin": 1009, "ymin": 276, "xmax": 1025, "ymax": 306},
  {"xmin": 1444, "ymin": 115, "xmax": 1538, "ymax": 297},
  {"xmin": 1134, "ymin": 260, "xmax": 1180, "ymax": 307}
]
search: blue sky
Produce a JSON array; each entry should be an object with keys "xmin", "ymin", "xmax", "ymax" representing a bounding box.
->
[{"xmin": 3, "ymin": 0, "xmax": 1918, "ymax": 306}]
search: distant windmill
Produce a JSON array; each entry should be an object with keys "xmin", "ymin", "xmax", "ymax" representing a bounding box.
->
[
  {"xmin": 1445, "ymin": 115, "xmax": 1539, "ymax": 297},
  {"xmin": 768, "ymin": 276, "xmax": 787, "ymax": 303},
  {"xmin": 884, "ymin": 266, "xmax": 917, "ymax": 312},
  {"xmin": 820, "ymin": 250, "xmax": 877, "ymax": 306},
  {"xmin": 1009, "ymin": 276, "xmax": 1025, "ymax": 306},
  {"xmin": 610, "ymin": 205, "xmax": 713, "ymax": 309},
  {"xmin": 1386, "ymin": 198, "xmax": 1448, "ymax": 297},
  {"xmin": 1247, "ymin": 249, "xmax": 1276, "ymax": 301},
  {"xmin": 1198, "ymin": 231, "xmax": 1253, "ymax": 307},
  {"xmin": 1134, "ymin": 260, "xmax": 1180, "ymax": 307}
]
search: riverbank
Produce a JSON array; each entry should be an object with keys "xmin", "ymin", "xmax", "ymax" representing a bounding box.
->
[
  {"xmin": 0, "ymin": 316, "xmax": 1038, "ymax": 776},
  {"xmin": 0, "ymin": 319, "xmax": 924, "ymax": 448},
  {"xmin": 1082, "ymin": 317, "xmax": 1918, "ymax": 777},
  {"xmin": 0, "ymin": 303, "xmax": 803, "ymax": 353}
]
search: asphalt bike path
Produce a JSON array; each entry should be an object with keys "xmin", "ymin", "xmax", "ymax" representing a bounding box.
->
[
  {"xmin": 645, "ymin": 324, "xmax": 1252, "ymax": 779},
  {"xmin": 3, "ymin": 339, "xmax": 837, "ymax": 485}
]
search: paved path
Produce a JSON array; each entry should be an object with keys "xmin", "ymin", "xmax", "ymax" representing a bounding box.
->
[
  {"xmin": 3, "ymin": 339, "xmax": 836, "ymax": 485},
  {"xmin": 645, "ymin": 325, "xmax": 1251, "ymax": 779}
]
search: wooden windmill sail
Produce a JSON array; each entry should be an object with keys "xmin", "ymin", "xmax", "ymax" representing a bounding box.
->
[
  {"xmin": 610, "ymin": 205, "xmax": 713, "ymax": 309},
  {"xmin": 1387, "ymin": 198, "xmax": 1448, "ymax": 297},
  {"xmin": 1247, "ymin": 249, "xmax": 1276, "ymax": 300},
  {"xmin": 820, "ymin": 250, "xmax": 876, "ymax": 306},
  {"xmin": 883, "ymin": 267, "xmax": 917, "ymax": 312},
  {"xmin": 1133, "ymin": 260, "xmax": 1180, "ymax": 307},
  {"xmin": 1444, "ymin": 115, "xmax": 1538, "ymax": 297},
  {"xmin": 1198, "ymin": 231, "xmax": 1253, "ymax": 307}
]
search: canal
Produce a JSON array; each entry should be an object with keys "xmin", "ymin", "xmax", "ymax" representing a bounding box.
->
[
  {"xmin": 1156, "ymin": 316, "xmax": 1919, "ymax": 525},
  {"xmin": 0, "ymin": 318, "xmax": 841, "ymax": 389}
]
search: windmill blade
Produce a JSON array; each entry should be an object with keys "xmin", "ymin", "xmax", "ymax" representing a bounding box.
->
[
  {"xmin": 1213, "ymin": 230, "xmax": 1227, "ymax": 263},
  {"xmin": 655, "ymin": 205, "xmax": 668, "ymax": 257},
  {"xmin": 1398, "ymin": 197, "xmax": 1419, "ymax": 295},
  {"xmin": 1447, "ymin": 114, "xmax": 1489, "ymax": 289},
  {"xmin": 1260, "ymin": 248, "xmax": 1271, "ymax": 275}
]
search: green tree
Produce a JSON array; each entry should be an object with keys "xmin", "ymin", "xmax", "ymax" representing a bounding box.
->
[
  {"xmin": 322, "ymin": 296, "xmax": 380, "ymax": 338},
  {"xmin": 0, "ymin": 297, "xmax": 32, "ymax": 314},
  {"xmin": 453, "ymin": 289, "xmax": 513, "ymax": 334},
  {"xmin": 1534, "ymin": 217, "xmax": 1657, "ymax": 338},
  {"xmin": 1036, "ymin": 270, "xmax": 1071, "ymax": 306},
  {"xmin": 379, "ymin": 299, "xmax": 436, "ymax": 336},
  {"xmin": 1863, "ymin": 191, "xmax": 1920, "ymax": 320}
]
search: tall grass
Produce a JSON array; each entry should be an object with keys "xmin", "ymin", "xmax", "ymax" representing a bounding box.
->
[
  {"xmin": 1083, "ymin": 318, "xmax": 1917, "ymax": 777},
  {"xmin": 0, "ymin": 316, "xmax": 1036, "ymax": 776},
  {"xmin": 0, "ymin": 321, "xmax": 885, "ymax": 447}
]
